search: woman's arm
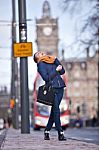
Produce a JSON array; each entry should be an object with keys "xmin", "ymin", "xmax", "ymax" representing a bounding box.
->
[{"xmin": 54, "ymin": 58, "xmax": 65, "ymax": 75}]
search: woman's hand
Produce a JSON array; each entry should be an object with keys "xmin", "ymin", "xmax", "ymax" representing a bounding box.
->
[{"xmin": 56, "ymin": 65, "xmax": 62, "ymax": 71}]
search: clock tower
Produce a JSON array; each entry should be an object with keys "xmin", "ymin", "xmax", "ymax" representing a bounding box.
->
[{"xmin": 36, "ymin": 0, "xmax": 59, "ymax": 56}]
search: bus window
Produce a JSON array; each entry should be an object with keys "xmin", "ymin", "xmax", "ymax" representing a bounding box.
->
[{"xmin": 37, "ymin": 103, "xmax": 51, "ymax": 116}]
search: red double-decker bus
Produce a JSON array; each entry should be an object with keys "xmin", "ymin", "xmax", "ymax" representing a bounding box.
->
[{"xmin": 33, "ymin": 73, "xmax": 70, "ymax": 130}]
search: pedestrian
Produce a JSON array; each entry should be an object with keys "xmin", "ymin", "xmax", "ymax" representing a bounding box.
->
[
  {"xmin": 3, "ymin": 118, "xmax": 7, "ymax": 129},
  {"xmin": 7, "ymin": 116, "xmax": 13, "ymax": 128},
  {"xmin": 33, "ymin": 51, "xmax": 66, "ymax": 141}
]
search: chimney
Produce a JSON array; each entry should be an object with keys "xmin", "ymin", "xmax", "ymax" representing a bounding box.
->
[
  {"xmin": 62, "ymin": 49, "xmax": 65, "ymax": 60},
  {"xmin": 86, "ymin": 47, "xmax": 89, "ymax": 58}
]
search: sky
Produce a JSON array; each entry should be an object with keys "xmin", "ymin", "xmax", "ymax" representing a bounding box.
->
[{"xmin": 0, "ymin": 0, "xmax": 92, "ymax": 91}]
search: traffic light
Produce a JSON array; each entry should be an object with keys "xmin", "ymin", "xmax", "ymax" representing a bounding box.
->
[{"xmin": 10, "ymin": 99, "xmax": 15, "ymax": 109}]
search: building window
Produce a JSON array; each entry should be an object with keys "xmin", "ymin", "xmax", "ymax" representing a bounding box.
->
[
  {"xmin": 82, "ymin": 102, "xmax": 87, "ymax": 115},
  {"xmin": 80, "ymin": 62, "xmax": 87, "ymax": 70},
  {"xmin": 66, "ymin": 63, "xmax": 73, "ymax": 70},
  {"xmin": 76, "ymin": 106, "xmax": 80, "ymax": 113}
]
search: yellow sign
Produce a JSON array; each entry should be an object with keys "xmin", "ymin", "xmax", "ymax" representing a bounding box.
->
[{"xmin": 14, "ymin": 42, "xmax": 33, "ymax": 57}]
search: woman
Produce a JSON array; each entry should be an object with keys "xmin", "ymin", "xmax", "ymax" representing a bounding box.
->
[{"xmin": 33, "ymin": 51, "xmax": 66, "ymax": 141}]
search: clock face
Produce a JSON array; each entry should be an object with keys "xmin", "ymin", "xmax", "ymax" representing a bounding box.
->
[{"xmin": 43, "ymin": 27, "xmax": 52, "ymax": 36}]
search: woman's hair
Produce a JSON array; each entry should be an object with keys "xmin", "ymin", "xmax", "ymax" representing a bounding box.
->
[{"xmin": 33, "ymin": 52, "xmax": 38, "ymax": 63}]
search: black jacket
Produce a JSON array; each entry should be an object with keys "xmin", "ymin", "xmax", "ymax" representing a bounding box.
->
[{"xmin": 37, "ymin": 58, "xmax": 66, "ymax": 88}]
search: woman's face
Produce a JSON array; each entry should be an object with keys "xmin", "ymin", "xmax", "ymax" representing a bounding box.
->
[{"xmin": 35, "ymin": 51, "xmax": 46, "ymax": 60}]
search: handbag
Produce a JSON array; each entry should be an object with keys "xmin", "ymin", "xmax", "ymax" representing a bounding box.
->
[{"xmin": 37, "ymin": 84, "xmax": 55, "ymax": 106}]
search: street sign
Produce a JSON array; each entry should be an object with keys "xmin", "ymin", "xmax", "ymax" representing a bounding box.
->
[{"xmin": 14, "ymin": 42, "xmax": 33, "ymax": 57}]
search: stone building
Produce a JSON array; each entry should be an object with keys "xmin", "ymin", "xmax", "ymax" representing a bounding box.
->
[
  {"xmin": 61, "ymin": 50, "xmax": 98, "ymax": 123},
  {"xmin": 0, "ymin": 86, "xmax": 10, "ymax": 118}
]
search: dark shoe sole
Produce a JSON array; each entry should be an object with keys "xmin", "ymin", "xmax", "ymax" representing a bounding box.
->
[
  {"xmin": 44, "ymin": 138, "xmax": 50, "ymax": 140},
  {"xmin": 58, "ymin": 138, "xmax": 67, "ymax": 141}
]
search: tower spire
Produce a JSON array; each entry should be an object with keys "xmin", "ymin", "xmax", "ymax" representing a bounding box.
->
[{"xmin": 42, "ymin": 0, "xmax": 51, "ymax": 18}]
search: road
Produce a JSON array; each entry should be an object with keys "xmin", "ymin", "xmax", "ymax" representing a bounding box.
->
[{"xmin": 64, "ymin": 127, "xmax": 99, "ymax": 145}]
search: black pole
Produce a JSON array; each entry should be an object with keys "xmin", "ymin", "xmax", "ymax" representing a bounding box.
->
[
  {"xmin": 11, "ymin": 0, "xmax": 19, "ymax": 129},
  {"xmin": 18, "ymin": 0, "xmax": 30, "ymax": 133},
  {"xmin": 14, "ymin": 61, "xmax": 19, "ymax": 129},
  {"xmin": 97, "ymin": 27, "xmax": 99, "ymax": 126}
]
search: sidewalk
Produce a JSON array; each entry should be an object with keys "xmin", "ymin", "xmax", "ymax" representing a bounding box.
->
[{"xmin": 1, "ymin": 128, "xmax": 99, "ymax": 150}]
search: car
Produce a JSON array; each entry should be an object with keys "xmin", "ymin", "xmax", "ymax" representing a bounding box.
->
[{"xmin": 69, "ymin": 113, "xmax": 83, "ymax": 128}]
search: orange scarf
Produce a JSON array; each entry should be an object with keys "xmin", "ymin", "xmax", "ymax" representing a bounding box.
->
[{"xmin": 38, "ymin": 55, "xmax": 55, "ymax": 64}]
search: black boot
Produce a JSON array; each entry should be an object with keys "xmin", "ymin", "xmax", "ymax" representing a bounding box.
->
[
  {"xmin": 58, "ymin": 131, "xmax": 67, "ymax": 141},
  {"xmin": 44, "ymin": 130, "xmax": 50, "ymax": 140}
]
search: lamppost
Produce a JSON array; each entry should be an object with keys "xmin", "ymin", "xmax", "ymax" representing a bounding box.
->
[
  {"xmin": 11, "ymin": 0, "xmax": 19, "ymax": 129},
  {"xmin": 18, "ymin": 0, "xmax": 30, "ymax": 133}
]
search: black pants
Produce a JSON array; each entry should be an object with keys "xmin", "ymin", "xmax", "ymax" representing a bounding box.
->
[{"xmin": 45, "ymin": 88, "xmax": 64, "ymax": 131}]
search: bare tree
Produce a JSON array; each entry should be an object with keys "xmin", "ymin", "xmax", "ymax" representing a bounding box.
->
[{"xmin": 60, "ymin": 0, "xmax": 99, "ymax": 52}]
